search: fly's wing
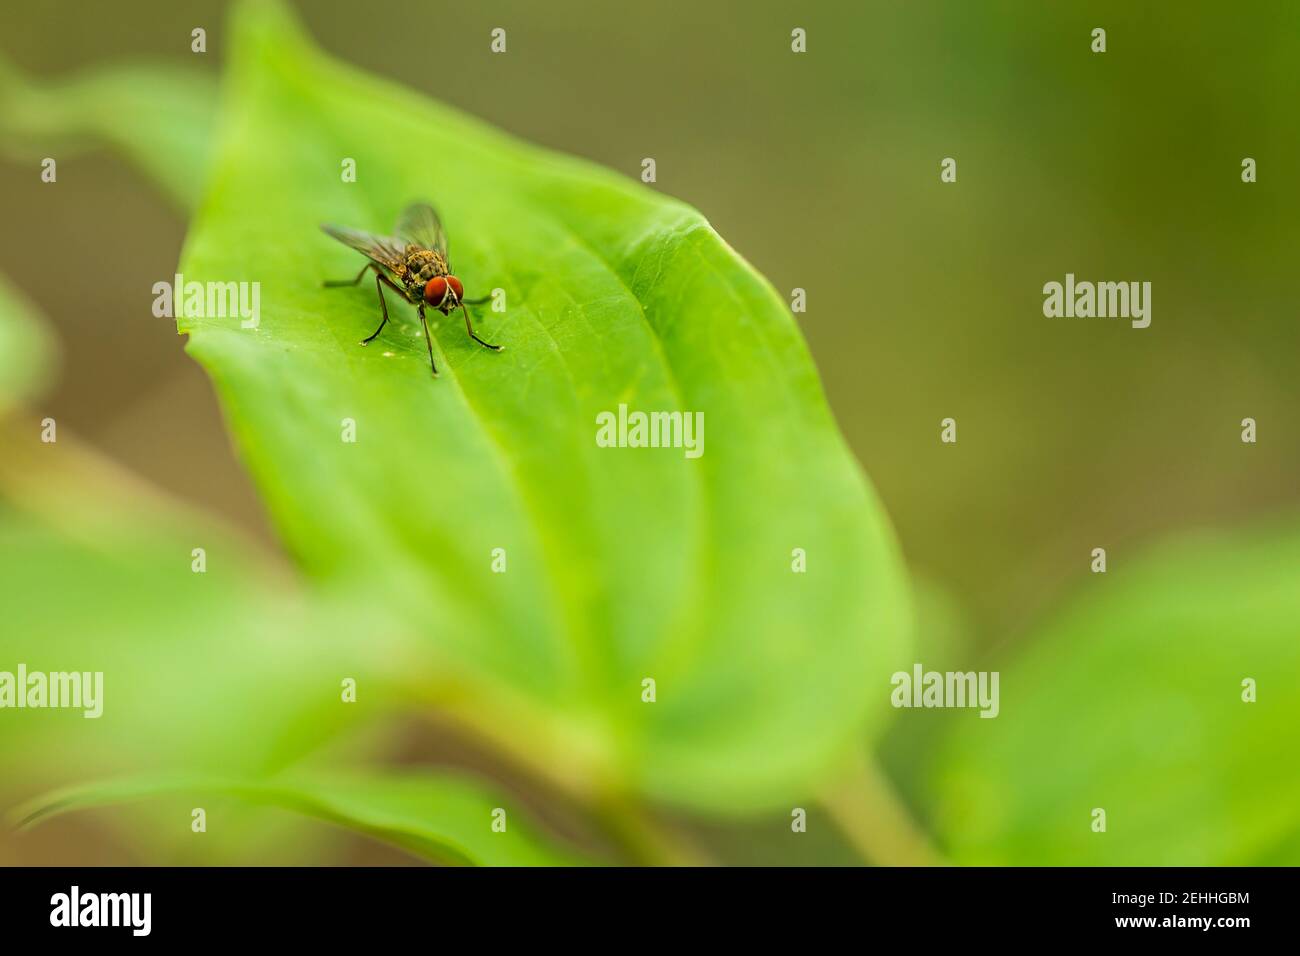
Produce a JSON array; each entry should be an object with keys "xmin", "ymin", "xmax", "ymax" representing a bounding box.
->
[
  {"xmin": 321, "ymin": 224, "xmax": 408, "ymax": 276},
  {"xmin": 395, "ymin": 202, "xmax": 449, "ymax": 259}
]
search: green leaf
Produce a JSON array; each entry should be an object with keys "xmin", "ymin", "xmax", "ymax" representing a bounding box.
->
[
  {"xmin": 16, "ymin": 772, "xmax": 589, "ymax": 866},
  {"xmin": 0, "ymin": 428, "xmax": 401, "ymax": 796},
  {"xmin": 0, "ymin": 52, "xmax": 215, "ymax": 210},
  {"xmin": 0, "ymin": 273, "xmax": 56, "ymax": 413},
  {"xmin": 0, "ymin": 283, "xmax": 350, "ymax": 789},
  {"xmin": 172, "ymin": 0, "xmax": 907, "ymax": 813},
  {"xmin": 0, "ymin": 282, "xmax": 344, "ymax": 818},
  {"xmin": 927, "ymin": 522, "xmax": 1300, "ymax": 864}
]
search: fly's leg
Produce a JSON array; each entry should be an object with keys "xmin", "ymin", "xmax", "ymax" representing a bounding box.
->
[
  {"xmin": 360, "ymin": 270, "xmax": 390, "ymax": 345},
  {"xmin": 462, "ymin": 293, "xmax": 492, "ymax": 305},
  {"xmin": 417, "ymin": 303, "xmax": 439, "ymax": 377},
  {"xmin": 327, "ymin": 263, "xmax": 389, "ymax": 345},
  {"xmin": 339, "ymin": 266, "xmax": 438, "ymax": 377},
  {"xmin": 460, "ymin": 301, "xmax": 503, "ymax": 351},
  {"xmin": 323, "ymin": 264, "xmax": 370, "ymax": 288}
]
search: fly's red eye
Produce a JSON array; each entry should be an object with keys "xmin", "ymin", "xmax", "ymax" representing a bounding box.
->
[
  {"xmin": 423, "ymin": 277, "xmax": 448, "ymax": 305},
  {"xmin": 446, "ymin": 276, "xmax": 464, "ymax": 301}
]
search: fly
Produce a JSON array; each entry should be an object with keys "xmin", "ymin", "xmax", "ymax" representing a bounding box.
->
[{"xmin": 321, "ymin": 201, "xmax": 502, "ymax": 377}]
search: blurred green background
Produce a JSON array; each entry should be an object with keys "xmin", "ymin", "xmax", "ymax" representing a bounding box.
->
[{"xmin": 2, "ymin": 0, "xmax": 1298, "ymax": 864}]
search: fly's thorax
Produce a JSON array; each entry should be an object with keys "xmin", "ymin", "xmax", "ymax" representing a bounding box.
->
[{"xmin": 404, "ymin": 248, "xmax": 448, "ymax": 283}]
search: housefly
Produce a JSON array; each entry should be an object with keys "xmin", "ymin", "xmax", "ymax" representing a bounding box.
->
[{"xmin": 321, "ymin": 202, "xmax": 502, "ymax": 377}]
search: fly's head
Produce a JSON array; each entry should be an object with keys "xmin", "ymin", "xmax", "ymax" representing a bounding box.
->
[{"xmin": 423, "ymin": 275, "xmax": 464, "ymax": 315}]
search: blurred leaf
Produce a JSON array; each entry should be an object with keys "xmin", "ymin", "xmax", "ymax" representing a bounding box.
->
[
  {"xmin": 0, "ymin": 52, "xmax": 215, "ymax": 209},
  {"xmin": 0, "ymin": 277, "xmax": 359, "ymax": 801},
  {"xmin": 0, "ymin": 278, "xmax": 459, "ymax": 861},
  {"xmin": 165, "ymin": 0, "xmax": 907, "ymax": 813},
  {"xmin": 16, "ymin": 771, "xmax": 590, "ymax": 866},
  {"xmin": 0, "ymin": 502, "xmax": 374, "ymax": 788},
  {"xmin": 0, "ymin": 273, "xmax": 56, "ymax": 413},
  {"xmin": 0, "ymin": 412, "xmax": 408, "ymax": 807},
  {"xmin": 927, "ymin": 521, "xmax": 1300, "ymax": 864}
]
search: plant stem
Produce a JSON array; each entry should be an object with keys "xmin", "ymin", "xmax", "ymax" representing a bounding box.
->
[
  {"xmin": 595, "ymin": 797, "xmax": 711, "ymax": 867},
  {"xmin": 413, "ymin": 705, "xmax": 707, "ymax": 865},
  {"xmin": 821, "ymin": 752, "xmax": 947, "ymax": 867}
]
